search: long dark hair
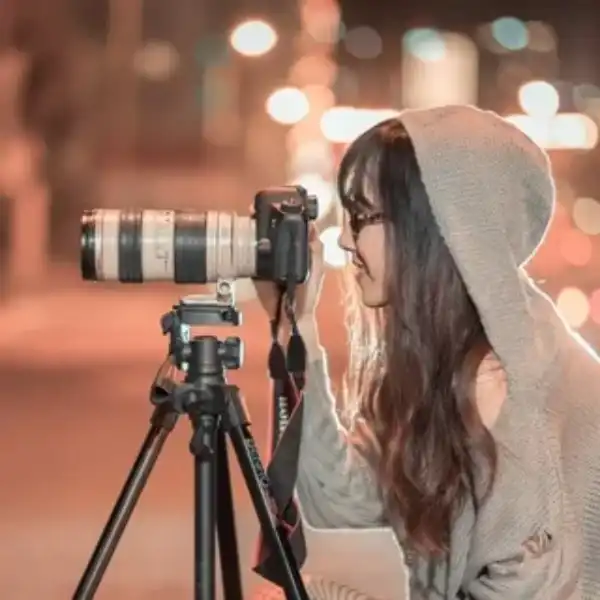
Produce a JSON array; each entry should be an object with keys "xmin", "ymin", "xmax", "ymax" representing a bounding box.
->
[{"xmin": 337, "ymin": 118, "xmax": 497, "ymax": 555}]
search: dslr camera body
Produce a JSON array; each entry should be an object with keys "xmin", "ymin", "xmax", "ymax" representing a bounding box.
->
[{"xmin": 253, "ymin": 186, "xmax": 318, "ymax": 284}]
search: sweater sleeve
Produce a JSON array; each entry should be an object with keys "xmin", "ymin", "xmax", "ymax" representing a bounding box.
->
[{"xmin": 294, "ymin": 349, "xmax": 387, "ymax": 529}]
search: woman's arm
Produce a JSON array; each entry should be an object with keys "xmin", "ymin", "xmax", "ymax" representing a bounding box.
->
[{"xmin": 294, "ymin": 318, "xmax": 387, "ymax": 529}]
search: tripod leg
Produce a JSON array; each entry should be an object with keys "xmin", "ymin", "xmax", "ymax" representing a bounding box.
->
[
  {"xmin": 223, "ymin": 387, "xmax": 310, "ymax": 600},
  {"xmin": 73, "ymin": 405, "xmax": 177, "ymax": 600},
  {"xmin": 215, "ymin": 428, "xmax": 244, "ymax": 600},
  {"xmin": 190, "ymin": 413, "xmax": 218, "ymax": 600}
]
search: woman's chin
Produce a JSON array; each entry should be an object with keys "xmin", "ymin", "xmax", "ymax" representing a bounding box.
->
[{"xmin": 357, "ymin": 279, "xmax": 387, "ymax": 308}]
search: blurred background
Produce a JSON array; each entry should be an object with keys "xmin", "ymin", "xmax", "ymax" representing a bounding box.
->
[{"xmin": 0, "ymin": 0, "xmax": 599, "ymax": 598}]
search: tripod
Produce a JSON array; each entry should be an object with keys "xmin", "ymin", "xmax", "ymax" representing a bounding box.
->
[{"xmin": 73, "ymin": 289, "xmax": 310, "ymax": 600}]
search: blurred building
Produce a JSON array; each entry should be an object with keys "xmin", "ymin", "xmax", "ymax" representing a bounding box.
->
[{"xmin": 0, "ymin": 0, "xmax": 310, "ymax": 295}]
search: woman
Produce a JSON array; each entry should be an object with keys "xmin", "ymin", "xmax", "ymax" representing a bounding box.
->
[{"xmin": 255, "ymin": 105, "xmax": 600, "ymax": 599}]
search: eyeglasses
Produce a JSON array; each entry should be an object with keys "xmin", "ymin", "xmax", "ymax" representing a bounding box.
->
[{"xmin": 349, "ymin": 211, "xmax": 385, "ymax": 237}]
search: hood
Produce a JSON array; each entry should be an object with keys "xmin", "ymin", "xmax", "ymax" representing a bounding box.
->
[{"xmin": 399, "ymin": 105, "xmax": 558, "ymax": 391}]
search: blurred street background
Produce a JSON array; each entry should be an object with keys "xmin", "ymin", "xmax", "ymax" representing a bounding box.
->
[{"xmin": 0, "ymin": 0, "xmax": 600, "ymax": 598}]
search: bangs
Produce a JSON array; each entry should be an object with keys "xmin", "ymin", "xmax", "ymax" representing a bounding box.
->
[
  {"xmin": 336, "ymin": 117, "xmax": 417, "ymax": 223},
  {"xmin": 336, "ymin": 123, "xmax": 387, "ymax": 214}
]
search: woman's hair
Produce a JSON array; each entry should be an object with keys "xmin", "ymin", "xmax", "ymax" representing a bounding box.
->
[{"xmin": 337, "ymin": 118, "xmax": 497, "ymax": 555}]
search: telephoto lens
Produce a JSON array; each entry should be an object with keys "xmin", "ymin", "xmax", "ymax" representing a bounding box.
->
[
  {"xmin": 80, "ymin": 209, "xmax": 257, "ymax": 284},
  {"xmin": 81, "ymin": 185, "xmax": 318, "ymax": 285}
]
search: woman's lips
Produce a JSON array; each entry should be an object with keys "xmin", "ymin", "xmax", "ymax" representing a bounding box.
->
[{"xmin": 352, "ymin": 258, "xmax": 366, "ymax": 277}]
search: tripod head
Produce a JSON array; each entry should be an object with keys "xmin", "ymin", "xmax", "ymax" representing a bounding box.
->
[
  {"xmin": 150, "ymin": 279, "xmax": 243, "ymax": 415},
  {"xmin": 160, "ymin": 279, "xmax": 243, "ymax": 374}
]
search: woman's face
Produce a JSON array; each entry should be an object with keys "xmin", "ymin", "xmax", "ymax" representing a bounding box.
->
[{"xmin": 337, "ymin": 206, "xmax": 388, "ymax": 308}]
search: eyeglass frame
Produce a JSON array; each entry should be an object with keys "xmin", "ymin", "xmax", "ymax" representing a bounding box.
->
[{"xmin": 348, "ymin": 211, "xmax": 386, "ymax": 238}]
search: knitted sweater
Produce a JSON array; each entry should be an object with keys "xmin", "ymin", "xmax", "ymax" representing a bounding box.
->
[{"xmin": 294, "ymin": 106, "xmax": 600, "ymax": 599}]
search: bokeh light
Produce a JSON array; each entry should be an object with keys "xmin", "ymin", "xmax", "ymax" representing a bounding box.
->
[
  {"xmin": 320, "ymin": 107, "xmax": 399, "ymax": 143},
  {"xmin": 527, "ymin": 21, "xmax": 557, "ymax": 53},
  {"xmin": 344, "ymin": 26, "xmax": 383, "ymax": 59},
  {"xmin": 505, "ymin": 113, "xmax": 598, "ymax": 150},
  {"xmin": 556, "ymin": 287, "xmax": 590, "ymax": 328},
  {"xmin": 491, "ymin": 17, "xmax": 529, "ymax": 51},
  {"xmin": 229, "ymin": 19, "xmax": 277, "ymax": 57},
  {"xmin": 133, "ymin": 41, "xmax": 180, "ymax": 81},
  {"xmin": 320, "ymin": 226, "xmax": 348, "ymax": 268},
  {"xmin": 402, "ymin": 28, "xmax": 446, "ymax": 61},
  {"xmin": 552, "ymin": 113, "xmax": 599, "ymax": 148},
  {"xmin": 292, "ymin": 173, "xmax": 336, "ymax": 218},
  {"xmin": 401, "ymin": 31, "xmax": 479, "ymax": 108},
  {"xmin": 518, "ymin": 81, "xmax": 560, "ymax": 118},
  {"xmin": 302, "ymin": 3, "xmax": 342, "ymax": 44},
  {"xmin": 302, "ymin": 84, "xmax": 336, "ymax": 111},
  {"xmin": 572, "ymin": 197, "xmax": 600, "ymax": 235},
  {"xmin": 265, "ymin": 87, "xmax": 309, "ymax": 125}
]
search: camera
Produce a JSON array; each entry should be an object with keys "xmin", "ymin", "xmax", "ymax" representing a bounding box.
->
[{"xmin": 80, "ymin": 186, "xmax": 318, "ymax": 285}]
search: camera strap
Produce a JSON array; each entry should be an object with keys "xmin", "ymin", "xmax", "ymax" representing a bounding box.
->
[{"xmin": 253, "ymin": 287, "xmax": 308, "ymax": 586}]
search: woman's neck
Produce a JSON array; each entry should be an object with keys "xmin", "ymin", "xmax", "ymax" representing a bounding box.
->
[{"xmin": 474, "ymin": 353, "xmax": 507, "ymax": 429}]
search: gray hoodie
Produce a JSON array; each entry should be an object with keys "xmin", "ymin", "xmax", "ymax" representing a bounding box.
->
[{"xmin": 295, "ymin": 106, "xmax": 600, "ymax": 599}]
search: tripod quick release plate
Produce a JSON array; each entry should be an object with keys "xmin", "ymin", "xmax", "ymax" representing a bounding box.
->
[
  {"xmin": 160, "ymin": 280, "xmax": 243, "ymax": 372},
  {"xmin": 170, "ymin": 280, "xmax": 241, "ymax": 327}
]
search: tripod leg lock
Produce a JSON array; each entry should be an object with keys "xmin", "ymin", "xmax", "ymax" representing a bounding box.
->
[
  {"xmin": 189, "ymin": 413, "xmax": 218, "ymax": 460},
  {"xmin": 171, "ymin": 384, "xmax": 224, "ymax": 415}
]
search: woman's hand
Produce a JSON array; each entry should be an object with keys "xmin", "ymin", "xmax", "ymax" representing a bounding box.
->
[
  {"xmin": 253, "ymin": 226, "xmax": 325, "ymax": 323},
  {"xmin": 253, "ymin": 226, "xmax": 324, "ymax": 356}
]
